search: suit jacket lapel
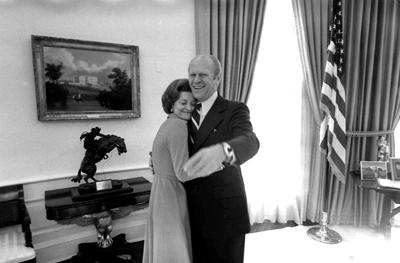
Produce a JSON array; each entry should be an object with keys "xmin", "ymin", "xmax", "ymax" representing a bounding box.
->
[{"xmin": 193, "ymin": 96, "xmax": 226, "ymax": 151}]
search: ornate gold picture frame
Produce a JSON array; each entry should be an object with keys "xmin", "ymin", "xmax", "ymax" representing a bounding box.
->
[{"xmin": 31, "ymin": 35, "xmax": 140, "ymax": 121}]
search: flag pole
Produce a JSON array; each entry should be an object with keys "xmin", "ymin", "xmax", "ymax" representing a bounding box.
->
[
  {"xmin": 307, "ymin": 160, "xmax": 342, "ymax": 244},
  {"xmin": 306, "ymin": 0, "xmax": 344, "ymax": 244}
]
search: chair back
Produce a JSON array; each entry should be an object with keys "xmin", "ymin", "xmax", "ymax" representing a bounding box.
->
[{"xmin": 0, "ymin": 184, "xmax": 36, "ymax": 263}]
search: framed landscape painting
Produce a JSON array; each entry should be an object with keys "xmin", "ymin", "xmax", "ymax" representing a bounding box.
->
[{"xmin": 31, "ymin": 35, "xmax": 140, "ymax": 121}]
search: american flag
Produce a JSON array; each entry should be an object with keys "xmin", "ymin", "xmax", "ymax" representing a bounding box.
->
[{"xmin": 319, "ymin": 0, "xmax": 346, "ymax": 183}]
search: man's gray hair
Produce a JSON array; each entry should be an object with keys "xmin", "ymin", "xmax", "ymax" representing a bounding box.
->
[{"xmin": 191, "ymin": 54, "xmax": 222, "ymax": 77}]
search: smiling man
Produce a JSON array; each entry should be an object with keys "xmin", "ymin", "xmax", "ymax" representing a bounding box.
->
[{"xmin": 183, "ymin": 54, "xmax": 260, "ymax": 263}]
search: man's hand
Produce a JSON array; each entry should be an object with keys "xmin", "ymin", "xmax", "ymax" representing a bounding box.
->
[{"xmin": 182, "ymin": 144, "xmax": 226, "ymax": 179}]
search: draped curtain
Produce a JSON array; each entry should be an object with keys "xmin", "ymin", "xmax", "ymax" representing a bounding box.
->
[
  {"xmin": 292, "ymin": 0, "xmax": 330, "ymax": 223},
  {"xmin": 329, "ymin": 0, "xmax": 400, "ymax": 226},
  {"xmin": 194, "ymin": 0, "xmax": 267, "ymax": 102},
  {"xmin": 294, "ymin": 0, "xmax": 400, "ymax": 226}
]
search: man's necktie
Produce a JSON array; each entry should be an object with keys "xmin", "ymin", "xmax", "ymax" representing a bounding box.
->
[
  {"xmin": 191, "ymin": 103, "xmax": 202, "ymax": 130},
  {"xmin": 190, "ymin": 103, "xmax": 201, "ymax": 144}
]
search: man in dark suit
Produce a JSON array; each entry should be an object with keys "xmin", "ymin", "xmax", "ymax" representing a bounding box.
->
[{"xmin": 183, "ymin": 54, "xmax": 259, "ymax": 263}]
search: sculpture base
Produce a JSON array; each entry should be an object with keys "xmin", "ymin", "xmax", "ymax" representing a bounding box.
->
[
  {"xmin": 63, "ymin": 234, "xmax": 144, "ymax": 263},
  {"xmin": 71, "ymin": 180, "xmax": 132, "ymax": 202},
  {"xmin": 307, "ymin": 225, "xmax": 342, "ymax": 244},
  {"xmin": 78, "ymin": 180, "xmax": 122, "ymax": 194}
]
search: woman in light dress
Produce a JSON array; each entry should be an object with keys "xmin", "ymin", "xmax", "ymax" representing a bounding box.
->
[{"xmin": 142, "ymin": 79, "xmax": 196, "ymax": 263}]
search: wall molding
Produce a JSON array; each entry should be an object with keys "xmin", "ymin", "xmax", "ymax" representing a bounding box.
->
[
  {"xmin": 23, "ymin": 167, "xmax": 152, "ymax": 203},
  {"xmin": 19, "ymin": 164, "xmax": 151, "ymax": 186}
]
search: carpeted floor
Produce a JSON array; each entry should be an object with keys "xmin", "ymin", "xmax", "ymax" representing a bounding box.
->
[
  {"xmin": 245, "ymin": 224, "xmax": 400, "ymax": 263},
  {"xmin": 58, "ymin": 234, "xmax": 143, "ymax": 263},
  {"xmin": 57, "ymin": 221, "xmax": 315, "ymax": 262}
]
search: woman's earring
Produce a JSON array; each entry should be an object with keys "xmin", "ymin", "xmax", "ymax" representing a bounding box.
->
[{"xmin": 170, "ymin": 108, "xmax": 174, "ymax": 113}]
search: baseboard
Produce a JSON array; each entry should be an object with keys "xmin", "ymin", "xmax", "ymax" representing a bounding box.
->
[{"xmin": 250, "ymin": 220, "xmax": 298, "ymax": 233}]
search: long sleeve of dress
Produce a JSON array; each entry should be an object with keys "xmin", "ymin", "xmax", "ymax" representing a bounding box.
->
[{"xmin": 167, "ymin": 120, "xmax": 191, "ymax": 182}]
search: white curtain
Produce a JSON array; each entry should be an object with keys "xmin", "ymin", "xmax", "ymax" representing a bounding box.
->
[{"xmin": 243, "ymin": 0, "xmax": 306, "ymax": 225}]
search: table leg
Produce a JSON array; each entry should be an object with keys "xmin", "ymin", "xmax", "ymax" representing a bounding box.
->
[{"xmin": 380, "ymin": 194, "xmax": 392, "ymax": 239}]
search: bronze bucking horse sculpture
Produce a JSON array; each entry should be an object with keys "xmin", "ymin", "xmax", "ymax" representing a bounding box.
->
[{"xmin": 71, "ymin": 127, "xmax": 127, "ymax": 184}]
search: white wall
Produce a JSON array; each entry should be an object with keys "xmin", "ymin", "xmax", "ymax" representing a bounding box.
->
[
  {"xmin": 0, "ymin": 0, "xmax": 195, "ymax": 186},
  {"xmin": 0, "ymin": 1, "xmax": 195, "ymax": 261}
]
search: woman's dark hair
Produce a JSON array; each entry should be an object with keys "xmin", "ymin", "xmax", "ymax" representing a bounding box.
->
[{"xmin": 161, "ymin": 78, "xmax": 191, "ymax": 114}]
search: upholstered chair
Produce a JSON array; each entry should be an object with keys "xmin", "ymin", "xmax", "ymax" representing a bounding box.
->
[{"xmin": 0, "ymin": 184, "xmax": 36, "ymax": 263}]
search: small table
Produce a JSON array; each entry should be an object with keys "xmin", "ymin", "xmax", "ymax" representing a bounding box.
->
[
  {"xmin": 45, "ymin": 177, "xmax": 151, "ymax": 262},
  {"xmin": 359, "ymin": 180, "xmax": 400, "ymax": 239},
  {"xmin": 45, "ymin": 177, "xmax": 151, "ymax": 221}
]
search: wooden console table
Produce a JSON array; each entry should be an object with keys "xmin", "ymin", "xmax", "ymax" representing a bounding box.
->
[
  {"xmin": 359, "ymin": 180, "xmax": 400, "ymax": 239},
  {"xmin": 45, "ymin": 177, "xmax": 151, "ymax": 221},
  {"xmin": 44, "ymin": 177, "xmax": 151, "ymax": 263}
]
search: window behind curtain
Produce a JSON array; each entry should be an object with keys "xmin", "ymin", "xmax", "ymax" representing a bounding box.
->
[{"xmin": 242, "ymin": 0, "xmax": 304, "ymax": 224}]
